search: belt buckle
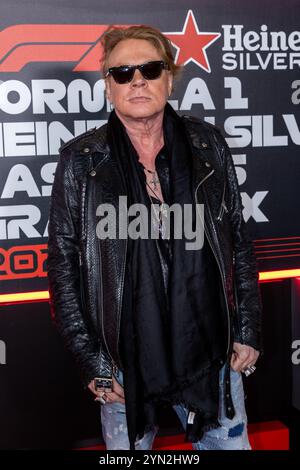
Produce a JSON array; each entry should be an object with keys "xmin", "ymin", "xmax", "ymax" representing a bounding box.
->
[{"xmin": 94, "ymin": 377, "xmax": 113, "ymax": 392}]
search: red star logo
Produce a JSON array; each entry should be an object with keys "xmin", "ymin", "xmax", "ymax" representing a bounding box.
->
[{"xmin": 165, "ymin": 10, "xmax": 221, "ymax": 73}]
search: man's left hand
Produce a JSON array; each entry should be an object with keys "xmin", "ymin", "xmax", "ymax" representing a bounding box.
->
[{"xmin": 230, "ymin": 342, "xmax": 260, "ymax": 372}]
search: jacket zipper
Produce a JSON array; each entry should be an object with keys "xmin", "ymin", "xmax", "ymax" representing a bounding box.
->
[
  {"xmin": 97, "ymin": 209, "xmax": 127, "ymax": 371},
  {"xmin": 82, "ymin": 154, "xmax": 120, "ymax": 376},
  {"xmin": 232, "ymin": 251, "xmax": 242, "ymax": 340},
  {"xmin": 79, "ymin": 247, "xmax": 114, "ymax": 374},
  {"xmin": 216, "ymin": 181, "xmax": 229, "ymax": 222},
  {"xmin": 194, "ymin": 169, "xmax": 231, "ymax": 356},
  {"xmin": 95, "ymin": 205, "xmax": 125, "ymax": 373},
  {"xmin": 88, "ymin": 154, "xmax": 117, "ymax": 371},
  {"xmin": 115, "ymin": 235, "xmax": 128, "ymax": 372},
  {"xmin": 78, "ymin": 249, "xmax": 85, "ymax": 311}
]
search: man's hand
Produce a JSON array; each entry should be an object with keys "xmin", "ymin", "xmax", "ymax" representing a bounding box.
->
[
  {"xmin": 230, "ymin": 342, "xmax": 259, "ymax": 372},
  {"xmin": 88, "ymin": 376, "xmax": 125, "ymax": 404}
]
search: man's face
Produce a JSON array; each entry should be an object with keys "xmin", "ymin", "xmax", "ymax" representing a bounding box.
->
[{"xmin": 105, "ymin": 39, "xmax": 173, "ymax": 120}]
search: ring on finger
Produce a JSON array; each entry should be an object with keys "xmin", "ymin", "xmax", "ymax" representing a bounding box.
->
[{"xmin": 243, "ymin": 365, "xmax": 256, "ymax": 377}]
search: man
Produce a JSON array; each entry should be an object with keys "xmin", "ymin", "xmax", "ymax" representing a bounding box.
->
[{"xmin": 47, "ymin": 24, "xmax": 262, "ymax": 450}]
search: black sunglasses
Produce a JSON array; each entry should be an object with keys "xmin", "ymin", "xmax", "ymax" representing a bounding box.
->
[{"xmin": 105, "ymin": 60, "xmax": 169, "ymax": 84}]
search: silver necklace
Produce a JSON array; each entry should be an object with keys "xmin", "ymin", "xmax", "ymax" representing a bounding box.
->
[
  {"xmin": 141, "ymin": 165, "xmax": 168, "ymax": 236},
  {"xmin": 142, "ymin": 166, "xmax": 160, "ymax": 191}
]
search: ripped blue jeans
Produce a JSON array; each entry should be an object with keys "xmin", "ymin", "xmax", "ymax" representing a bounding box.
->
[{"xmin": 100, "ymin": 364, "xmax": 251, "ymax": 450}]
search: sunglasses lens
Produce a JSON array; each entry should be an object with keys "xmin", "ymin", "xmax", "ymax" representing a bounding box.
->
[
  {"xmin": 111, "ymin": 67, "xmax": 135, "ymax": 84},
  {"xmin": 140, "ymin": 61, "xmax": 165, "ymax": 80},
  {"xmin": 108, "ymin": 61, "xmax": 167, "ymax": 84}
]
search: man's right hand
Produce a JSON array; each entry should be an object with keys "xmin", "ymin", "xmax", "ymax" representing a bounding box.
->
[{"xmin": 88, "ymin": 376, "xmax": 125, "ymax": 404}]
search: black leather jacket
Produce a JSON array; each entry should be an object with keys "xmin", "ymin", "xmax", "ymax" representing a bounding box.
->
[{"xmin": 47, "ymin": 115, "xmax": 262, "ymax": 388}]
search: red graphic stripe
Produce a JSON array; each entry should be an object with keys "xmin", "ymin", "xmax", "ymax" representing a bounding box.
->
[
  {"xmin": 74, "ymin": 41, "xmax": 102, "ymax": 71},
  {"xmin": 0, "ymin": 44, "xmax": 90, "ymax": 72},
  {"xmin": 255, "ymin": 242, "xmax": 300, "ymax": 248},
  {"xmin": 253, "ymin": 236, "xmax": 300, "ymax": 242},
  {"xmin": 0, "ymin": 24, "xmax": 105, "ymax": 57},
  {"xmin": 257, "ymin": 253, "xmax": 300, "ymax": 260},
  {"xmin": 253, "ymin": 237, "xmax": 300, "ymax": 261},
  {"xmin": 257, "ymin": 248, "xmax": 300, "ymax": 253}
]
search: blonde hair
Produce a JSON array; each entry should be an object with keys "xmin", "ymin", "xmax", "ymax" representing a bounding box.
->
[{"xmin": 100, "ymin": 24, "xmax": 182, "ymax": 83}]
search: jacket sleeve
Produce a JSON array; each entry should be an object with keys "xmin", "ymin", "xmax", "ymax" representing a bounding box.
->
[
  {"xmin": 47, "ymin": 147, "xmax": 101, "ymax": 387},
  {"xmin": 217, "ymin": 131, "xmax": 263, "ymax": 353}
]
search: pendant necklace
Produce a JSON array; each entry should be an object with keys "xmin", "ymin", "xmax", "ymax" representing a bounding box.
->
[
  {"xmin": 140, "ymin": 164, "xmax": 165, "ymax": 231},
  {"xmin": 143, "ymin": 166, "xmax": 160, "ymax": 191}
]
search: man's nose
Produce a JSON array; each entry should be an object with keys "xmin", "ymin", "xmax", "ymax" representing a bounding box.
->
[{"xmin": 130, "ymin": 69, "xmax": 147, "ymax": 87}]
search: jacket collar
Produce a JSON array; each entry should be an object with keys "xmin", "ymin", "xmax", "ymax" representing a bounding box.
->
[
  {"xmin": 181, "ymin": 116, "xmax": 218, "ymax": 184},
  {"xmin": 78, "ymin": 115, "xmax": 218, "ymax": 183}
]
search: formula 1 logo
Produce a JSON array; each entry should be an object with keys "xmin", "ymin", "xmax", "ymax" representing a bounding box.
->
[
  {"xmin": 0, "ymin": 10, "xmax": 220, "ymax": 73},
  {"xmin": 0, "ymin": 24, "xmax": 109, "ymax": 72}
]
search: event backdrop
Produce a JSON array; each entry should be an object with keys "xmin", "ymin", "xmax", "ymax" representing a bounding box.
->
[
  {"xmin": 0, "ymin": 0, "xmax": 299, "ymax": 449},
  {"xmin": 0, "ymin": 0, "xmax": 300, "ymax": 296}
]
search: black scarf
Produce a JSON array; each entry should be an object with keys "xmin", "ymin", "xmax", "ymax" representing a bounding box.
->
[{"xmin": 107, "ymin": 103, "xmax": 228, "ymax": 450}]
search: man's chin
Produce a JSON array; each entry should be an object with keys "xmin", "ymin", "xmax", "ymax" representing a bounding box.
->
[{"xmin": 120, "ymin": 106, "xmax": 163, "ymax": 121}]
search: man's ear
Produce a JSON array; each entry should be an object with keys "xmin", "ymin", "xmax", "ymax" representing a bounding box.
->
[
  {"xmin": 105, "ymin": 78, "xmax": 112, "ymax": 103},
  {"xmin": 167, "ymin": 72, "xmax": 173, "ymax": 96}
]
